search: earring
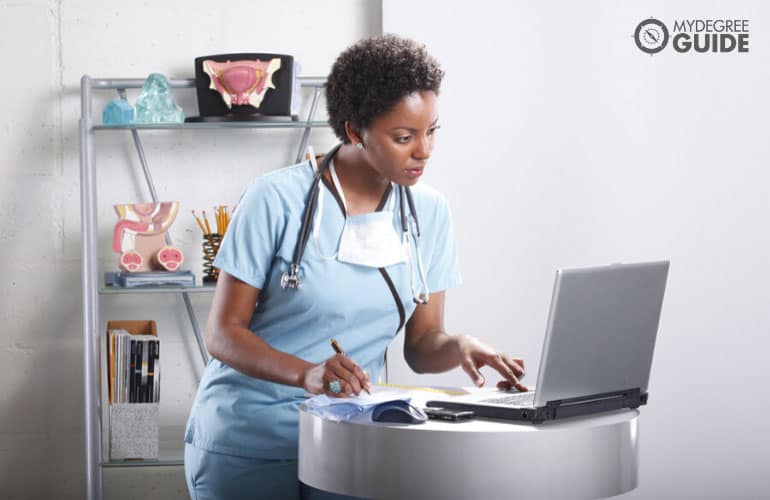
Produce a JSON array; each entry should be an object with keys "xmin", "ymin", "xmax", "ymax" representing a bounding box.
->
[{"xmin": 356, "ymin": 143, "xmax": 363, "ymax": 150}]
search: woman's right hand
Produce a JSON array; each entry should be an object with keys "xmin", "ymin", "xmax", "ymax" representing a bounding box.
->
[{"xmin": 301, "ymin": 354, "xmax": 372, "ymax": 397}]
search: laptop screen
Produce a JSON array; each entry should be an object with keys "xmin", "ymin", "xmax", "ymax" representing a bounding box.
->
[{"xmin": 534, "ymin": 261, "xmax": 669, "ymax": 407}]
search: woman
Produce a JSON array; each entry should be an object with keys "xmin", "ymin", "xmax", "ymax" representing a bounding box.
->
[{"xmin": 184, "ymin": 34, "xmax": 526, "ymax": 500}]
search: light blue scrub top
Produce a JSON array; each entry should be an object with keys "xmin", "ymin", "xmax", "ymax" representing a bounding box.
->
[{"xmin": 185, "ymin": 161, "xmax": 461, "ymax": 459}]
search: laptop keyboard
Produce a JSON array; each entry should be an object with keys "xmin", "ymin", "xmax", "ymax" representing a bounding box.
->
[{"xmin": 480, "ymin": 392, "xmax": 536, "ymax": 407}]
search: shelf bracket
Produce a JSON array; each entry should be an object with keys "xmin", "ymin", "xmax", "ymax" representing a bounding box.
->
[
  {"xmin": 117, "ymin": 89, "xmax": 210, "ymax": 367},
  {"xmin": 295, "ymin": 86, "xmax": 323, "ymax": 163}
]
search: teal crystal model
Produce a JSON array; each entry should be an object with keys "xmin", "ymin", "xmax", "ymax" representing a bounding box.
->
[
  {"xmin": 102, "ymin": 99, "xmax": 134, "ymax": 125},
  {"xmin": 134, "ymin": 73, "xmax": 185, "ymax": 123}
]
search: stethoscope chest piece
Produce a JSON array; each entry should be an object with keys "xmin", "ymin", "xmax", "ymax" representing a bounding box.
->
[{"xmin": 280, "ymin": 263, "xmax": 301, "ymax": 290}]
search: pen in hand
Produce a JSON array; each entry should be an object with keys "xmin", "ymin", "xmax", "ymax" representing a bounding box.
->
[{"xmin": 330, "ymin": 338, "xmax": 371, "ymax": 395}]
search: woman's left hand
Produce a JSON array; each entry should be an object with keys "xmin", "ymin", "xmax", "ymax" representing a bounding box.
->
[{"xmin": 456, "ymin": 335, "xmax": 527, "ymax": 392}]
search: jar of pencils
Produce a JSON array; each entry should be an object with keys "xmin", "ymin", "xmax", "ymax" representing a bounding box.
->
[
  {"xmin": 193, "ymin": 207, "xmax": 231, "ymax": 283},
  {"xmin": 202, "ymin": 233, "xmax": 222, "ymax": 283}
]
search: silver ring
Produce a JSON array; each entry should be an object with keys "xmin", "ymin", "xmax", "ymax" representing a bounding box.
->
[{"xmin": 328, "ymin": 380, "xmax": 342, "ymax": 394}]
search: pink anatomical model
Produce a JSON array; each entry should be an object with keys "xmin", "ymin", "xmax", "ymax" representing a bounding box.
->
[
  {"xmin": 113, "ymin": 201, "xmax": 184, "ymax": 272},
  {"xmin": 202, "ymin": 58, "xmax": 282, "ymax": 109}
]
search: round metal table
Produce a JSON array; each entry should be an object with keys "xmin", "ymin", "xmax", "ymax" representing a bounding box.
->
[{"xmin": 299, "ymin": 403, "xmax": 639, "ymax": 500}]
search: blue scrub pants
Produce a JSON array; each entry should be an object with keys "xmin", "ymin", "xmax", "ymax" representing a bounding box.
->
[{"xmin": 184, "ymin": 444, "xmax": 360, "ymax": 500}]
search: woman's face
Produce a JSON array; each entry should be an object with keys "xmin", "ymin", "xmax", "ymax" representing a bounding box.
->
[{"xmin": 358, "ymin": 90, "xmax": 440, "ymax": 186}]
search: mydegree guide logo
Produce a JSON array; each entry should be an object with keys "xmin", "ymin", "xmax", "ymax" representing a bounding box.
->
[{"xmin": 634, "ymin": 17, "xmax": 749, "ymax": 55}]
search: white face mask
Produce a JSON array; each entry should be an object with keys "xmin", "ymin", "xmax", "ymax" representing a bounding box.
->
[{"xmin": 312, "ymin": 160, "xmax": 407, "ymax": 268}]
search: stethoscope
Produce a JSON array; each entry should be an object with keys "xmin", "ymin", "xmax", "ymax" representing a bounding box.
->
[{"xmin": 280, "ymin": 143, "xmax": 430, "ymax": 304}]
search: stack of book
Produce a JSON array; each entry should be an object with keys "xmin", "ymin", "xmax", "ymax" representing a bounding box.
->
[
  {"xmin": 104, "ymin": 270, "xmax": 195, "ymax": 288},
  {"xmin": 108, "ymin": 329, "xmax": 160, "ymax": 403}
]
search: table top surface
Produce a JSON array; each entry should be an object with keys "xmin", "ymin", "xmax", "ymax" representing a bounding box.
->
[
  {"xmin": 298, "ymin": 387, "xmax": 641, "ymax": 500},
  {"xmin": 300, "ymin": 386, "xmax": 639, "ymax": 434}
]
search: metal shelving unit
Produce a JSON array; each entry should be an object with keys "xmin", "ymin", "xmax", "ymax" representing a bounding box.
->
[{"xmin": 79, "ymin": 75, "xmax": 327, "ymax": 500}]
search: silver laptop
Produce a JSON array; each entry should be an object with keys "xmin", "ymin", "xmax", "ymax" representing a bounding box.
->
[{"xmin": 427, "ymin": 261, "xmax": 669, "ymax": 423}]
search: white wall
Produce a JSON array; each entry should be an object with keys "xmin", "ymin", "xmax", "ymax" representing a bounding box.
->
[
  {"xmin": 384, "ymin": 1, "xmax": 770, "ymax": 499},
  {"xmin": 0, "ymin": 1, "xmax": 380, "ymax": 498}
]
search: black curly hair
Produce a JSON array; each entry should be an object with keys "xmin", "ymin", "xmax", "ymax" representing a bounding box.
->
[{"xmin": 325, "ymin": 34, "xmax": 444, "ymax": 143}]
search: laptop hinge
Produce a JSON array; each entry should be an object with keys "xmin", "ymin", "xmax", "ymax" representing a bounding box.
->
[{"xmin": 544, "ymin": 388, "xmax": 646, "ymax": 420}]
